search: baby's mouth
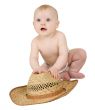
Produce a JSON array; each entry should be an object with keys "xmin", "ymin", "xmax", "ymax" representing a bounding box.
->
[{"xmin": 40, "ymin": 28, "xmax": 47, "ymax": 31}]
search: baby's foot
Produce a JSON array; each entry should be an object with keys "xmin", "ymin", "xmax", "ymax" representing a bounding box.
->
[
  {"xmin": 69, "ymin": 72, "xmax": 85, "ymax": 79},
  {"xmin": 60, "ymin": 71, "xmax": 71, "ymax": 81}
]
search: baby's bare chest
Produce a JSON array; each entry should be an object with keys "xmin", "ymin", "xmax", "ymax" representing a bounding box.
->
[{"xmin": 38, "ymin": 39, "xmax": 58, "ymax": 57}]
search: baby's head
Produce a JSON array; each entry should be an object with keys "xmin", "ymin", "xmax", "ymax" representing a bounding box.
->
[
  {"xmin": 33, "ymin": 5, "xmax": 59, "ymax": 36},
  {"xmin": 34, "ymin": 4, "xmax": 58, "ymax": 20}
]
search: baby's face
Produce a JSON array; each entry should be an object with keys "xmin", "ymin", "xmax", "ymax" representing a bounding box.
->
[{"xmin": 33, "ymin": 9, "xmax": 59, "ymax": 36}]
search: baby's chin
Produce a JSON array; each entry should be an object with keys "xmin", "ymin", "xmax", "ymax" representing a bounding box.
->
[
  {"xmin": 39, "ymin": 33, "xmax": 49, "ymax": 36},
  {"xmin": 39, "ymin": 30, "xmax": 50, "ymax": 36}
]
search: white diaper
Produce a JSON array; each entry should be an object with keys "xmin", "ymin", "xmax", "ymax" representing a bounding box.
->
[{"xmin": 59, "ymin": 63, "xmax": 69, "ymax": 74}]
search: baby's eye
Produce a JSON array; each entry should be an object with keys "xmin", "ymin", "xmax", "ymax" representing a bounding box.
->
[
  {"xmin": 36, "ymin": 18, "xmax": 41, "ymax": 22},
  {"xmin": 46, "ymin": 18, "xmax": 50, "ymax": 22}
]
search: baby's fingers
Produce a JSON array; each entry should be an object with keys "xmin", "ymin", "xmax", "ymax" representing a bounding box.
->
[
  {"xmin": 32, "ymin": 70, "xmax": 39, "ymax": 74},
  {"xmin": 53, "ymin": 73, "xmax": 60, "ymax": 79}
]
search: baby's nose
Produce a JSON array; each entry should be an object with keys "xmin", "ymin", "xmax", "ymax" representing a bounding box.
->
[
  {"xmin": 41, "ymin": 23, "xmax": 45, "ymax": 26},
  {"xmin": 41, "ymin": 20, "xmax": 46, "ymax": 26}
]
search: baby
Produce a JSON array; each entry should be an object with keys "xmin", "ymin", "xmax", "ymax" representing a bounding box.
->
[{"xmin": 29, "ymin": 4, "xmax": 87, "ymax": 80}]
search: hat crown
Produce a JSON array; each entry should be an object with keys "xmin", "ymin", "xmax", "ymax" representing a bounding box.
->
[{"xmin": 27, "ymin": 73, "xmax": 62, "ymax": 96}]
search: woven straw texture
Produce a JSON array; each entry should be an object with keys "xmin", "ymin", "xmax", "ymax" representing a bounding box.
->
[{"xmin": 10, "ymin": 73, "xmax": 78, "ymax": 106}]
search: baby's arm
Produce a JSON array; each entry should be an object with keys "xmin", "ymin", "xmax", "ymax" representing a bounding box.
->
[
  {"xmin": 30, "ymin": 38, "xmax": 49, "ymax": 73},
  {"xmin": 49, "ymin": 34, "xmax": 68, "ymax": 78},
  {"xmin": 30, "ymin": 38, "xmax": 40, "ymax": 71},
  {"xmin": 53, "ymin": 35, "xmax": 68, "ymax": 69}
]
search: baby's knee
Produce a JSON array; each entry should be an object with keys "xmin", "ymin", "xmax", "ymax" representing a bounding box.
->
[
  {"xmin": 72, "ymin": 48, "xmax": 87, "ymax": 62},
  {"xmin": 78, "ymin": 48, "xmax": 87, "ymax": 62}
]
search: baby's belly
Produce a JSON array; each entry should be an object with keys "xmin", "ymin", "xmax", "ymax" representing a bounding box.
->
[
  {"xmin": 43, "ymin": 54, "xmax": 68, "ymax": 71},
  {"xmin": 43, "ymin": 56, "xmax": 58, "ymax": 66}
]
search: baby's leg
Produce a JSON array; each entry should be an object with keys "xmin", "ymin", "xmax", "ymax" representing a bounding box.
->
[
  {"xmin": 60, "ymin": 71, "xmax": 71, "ymax": 80},
  {"xmin": 40, "ymin": 63, "xmax": 50, "ymax": 73},
  {"xmin": 68, "ymin": 48, "xmax": 87, "ymax": 78}
]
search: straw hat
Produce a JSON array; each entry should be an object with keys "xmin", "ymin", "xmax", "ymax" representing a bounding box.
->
[{"xmin": 9, "ymin": 72, "xmax": 78, "ymax": 106}]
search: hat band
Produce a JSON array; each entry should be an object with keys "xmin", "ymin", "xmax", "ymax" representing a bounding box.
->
[{"xmin": 26, "ymin": 88, "xmax": 66, "ymax": 99}]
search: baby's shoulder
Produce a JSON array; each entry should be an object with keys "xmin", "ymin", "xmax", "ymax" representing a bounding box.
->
[
  {"xmin": 32, "ymin": 36, "xmax": 39, "ymax": 42},
  {"xmin": 31, "ymin": 36, "xmax": 39, "ymax": 46},
  {"xmin": 56, "ymin": 31, "xmax": 66, "ymax": 39}
]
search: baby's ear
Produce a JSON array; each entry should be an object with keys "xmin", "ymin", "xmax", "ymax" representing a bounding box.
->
[{"xmin": 56, "ymin": 21, "xmax": 59, "ymax": 28}]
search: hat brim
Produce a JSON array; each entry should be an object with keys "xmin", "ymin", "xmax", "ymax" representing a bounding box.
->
[{"xmin": 9, "ymin": 80, "xmax": 78, "ymax": 106}]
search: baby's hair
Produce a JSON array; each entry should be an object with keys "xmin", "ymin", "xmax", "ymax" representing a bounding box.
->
[{"xmin": 34, "ymin": 4, "xmax": 58, "ymax": 19}]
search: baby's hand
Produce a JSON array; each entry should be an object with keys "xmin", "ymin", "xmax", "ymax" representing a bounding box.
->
[
  {"xmin": 32, "ymin": 66, "xmax": 48, "ymax": 74},
  {"xmin": 48, "ymin": 67, "xmax": 60, "ymax": 79}
]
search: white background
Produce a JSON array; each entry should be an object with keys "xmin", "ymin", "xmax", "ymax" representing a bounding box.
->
[{"xmin": 0, "ymin": 0, "xmax": 95, "ymax": 109}]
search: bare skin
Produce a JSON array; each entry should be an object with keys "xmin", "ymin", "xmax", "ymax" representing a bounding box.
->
[
  {"xmin": 30, "ymin": 5, "xmax": 87, "ymax": 80},
  {"xmin": 60, "ymin": 48, "xmax": 86, "ymax": 80}
]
